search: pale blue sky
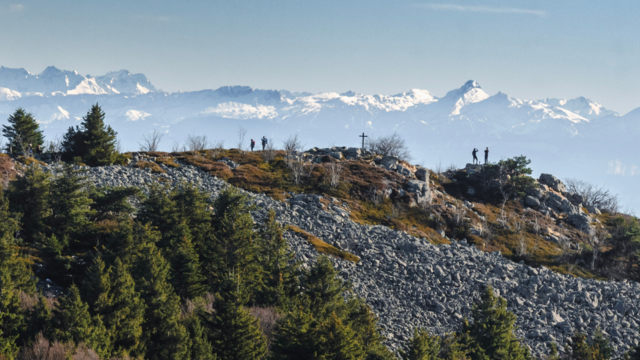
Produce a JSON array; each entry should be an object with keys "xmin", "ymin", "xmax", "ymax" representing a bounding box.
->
[{"xmin": 1, "ymin": 0, "xmax": 639, "ymax": 113}]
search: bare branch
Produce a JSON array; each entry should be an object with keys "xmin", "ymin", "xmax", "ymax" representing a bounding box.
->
[{"xmin": 139, "ymin": 130, "xmax": 164, "ymax": 152}]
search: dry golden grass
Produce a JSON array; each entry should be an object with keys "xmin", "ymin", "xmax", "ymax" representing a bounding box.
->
[
  {"xmin": 155, "ymin": 156, "xmax": 180, "ymax": 168},
  {"xmin": 286, "ymin": 225, "xmax": 360, "ymax": 263},
  {"xmin": 133, "ymin": 160, "xmax": 166, "ymax": 174}
]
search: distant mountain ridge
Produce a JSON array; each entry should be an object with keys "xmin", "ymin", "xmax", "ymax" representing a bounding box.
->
[{"xmin": 0, "ymin": 65, "xmax": 156, "ymax": 96}]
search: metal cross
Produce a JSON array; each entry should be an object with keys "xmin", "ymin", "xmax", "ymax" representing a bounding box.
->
[{"xmin": 359, "ymin": 132, "xmax": 368, "ymax": 150}]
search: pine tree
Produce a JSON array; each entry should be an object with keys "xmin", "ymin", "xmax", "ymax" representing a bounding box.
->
[
  {"xmin": 133, "ymin": 242, "xmax": 189, "ymax": 360},
  {"xmin": 88, "ymin": 186, "xmax": 141, "ymax": 221},
  {"xmin": 172, "ymin": 183, "xmax": 212, "ymax": 250},
  {"xmin": 94, "ymin": 258, "xmax": 146, "ymax": 358},
  {"xmin": 82, "ymin": 257, "xmax": 110, "ymax": 308},
  {"xmin": 48, "ymin": 163, "xmax": 92, "ymax": 246},
  {"xmin": 103, "ymin": 221, "xmax": 154, "ymax": 268},
  {"xmin": 169, "ymin": 224, "xmax": 207, "ymax": 299},
  {"xmin": 461, "ymin": 286, "xmax": 531, "ymax": 360},
  {"xmin": 345, "ymin": 299, "xmax": 395, "ymax": 360},
  {"xmin": 206, "ymin": 187, "xmax": 261, "ymax": 303},
  {"xmin": 400, "ymin": 328, "xmax": 442, "ymax": 360},
  {"xmin": 569, "ymin": 330, "xmax": 613, "ymax": 360},
  {"xmin": 51, "ymin": 284, "xmax": 111, "ymax": 357},
  {"xmin": 210, "ymin": 289, "xmax": 267, "ymax": 360},
  {"xmin": 9, "ymin": 163, "xmax": 51, "ymax": 242},
  {"xmin": 137, "ymin": 185, "xmax": 179, "ymax": 249},
  {"xmin": 62, "ymin": 104, "xmax": 118, "ymax": 166},
  {"xmin": 2, "ymin": 108, "xmax": 44, "ymax": 154},
  {"xmin": 256, "ymin": 210, "xmax": 299, "ymax": 308}
]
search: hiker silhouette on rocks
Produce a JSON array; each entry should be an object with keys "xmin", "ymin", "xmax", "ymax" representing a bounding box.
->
[
  {"xmin": 250, "ymin": 139, "xmax": 255, "ymax": 151},
  {"xmin": 472, "ymin": 148, "xmax": 479, "ymax": 165},
  {"xmin": 484, "ymin": 147, "xmax": 489, "ymax": 164},
  {"xmin": 261, "ymin": 136, "xmax": 268, "ymax": 151}
]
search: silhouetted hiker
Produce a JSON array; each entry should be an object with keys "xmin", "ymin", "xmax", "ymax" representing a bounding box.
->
[
  {"xmin": 261, "ymin": 136, "xmax": 268, "ymax": 151},
  {"xmin": 484, "ymin": 147, "xmax": 489, "ymax": 164},
  {"xmin": 250, "ymin": 139, "xmax": 255, "ymax": 151},
  {"xmin": 28, "ymin": 143, "xmax": 33, "ymax": 157},
  {"xmin": 472, "ymin": 148, "xmax": 479, "ymax": 164}
]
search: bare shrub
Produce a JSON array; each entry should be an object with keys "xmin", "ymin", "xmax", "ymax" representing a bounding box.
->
[
  {"xmin": 451, "ymin": 207, "xmax": 466, "ymax": 228},
  {"xmin": 283, "ymin": 134, "xmax": 303, "ymax": 155},
  {"xmin": 181, "ymin": 293, "xmax": 215, "ymax": 318},
  {"xmin": 565, "ymin": 178, "xmax": 620, "ymax": 213},
  {"xmin": 516, "ymin": 236, "xmax": 528, "ymax": 258},
  {"xmin": 367, "ymin": 133, "xmax": 411, "ymax": 161},
  {"xmin": 480, "ymin": 219, "xmax": 494, "ymax": 247},
  {"xmin": 139, "ymin": 130, "xmax": 164, "ymax": 152},
  {"xmin": 186, "ymin": 135, "xmax": 209, "ymax": 158},
  {"xmin": 171, "ymin": 141, "xmax": 184, "ymax": 153},
  {"xmin": 207, "ymin": 140, "xmax": 225, "ymax": 160},
  {"xmin": 367, "ymin": 187, "xmax": 385, "ymax": 205},
  {"xmin": 71, "ymin": 344, "xmax": 100, "ymax": 360},
  {"xmin": 18, "ymin": 291, "xmax": 39, "ymax": 311},
  {"xmin": 327, "ymin": 162, "xmax": 343, "ymax": 188},
  {"xmin": 262, "ymin": 139, "xmax": 276, "ymax": 162},
  {"xmin": 237, "ymin": 126, "xmax": 248, "ymax": 151},
  {"xmin": 17, "ymin": 333, "xmax": 70, "ymax": 360},
  {"xmin": 391, "ymin": 203, "xmax": 402, "ymax": 218},
  {"xmin": 446, "ymin": 163, "xmax": 457, "ymax": 173},
  {"xmin": 250, "ymin": 306, "xmax": 282, "ymax": 347},
  {"xmin": 116, "ymin": 139, "xmax": 123, "ymax": 154},
  {"xmin": 287, "ymin": 160, "xmax": 305, "ymax": 185}
]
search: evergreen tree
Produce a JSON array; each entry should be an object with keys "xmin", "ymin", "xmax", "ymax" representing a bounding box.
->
[
  {"xmin": 9, "ymin": 163, "xmax": 51, "ymax": 242},
  {"xmin": 169, "ymin": 224, "xmax": 207, "ymax": 299},
  {"xmin": 301, "ymin": 256, "xmax": 351, "ymax": 317},
  {"xmin": 461, "ymin": 286, "xmax": 531, "ymax": 360},
  {"xmin": 315, "ymin": 312, "xmax": 366, "ymax": 360},
  {"xmin": 270, "ymin": 307, "xmax": 317, "ymax": 359},
  {"xmin": 0, "ymin": 272, "xmax": 24, "ymax": 359},
  {"xmin": 51, "ymin": 284, "xmax": 111, "ymax": 357},
  {"xmin": 62, "ymin": 104, "xmax": 118, "ymax": 166},
  {"xmin": 569, "ymin": 330, "xmax": 613, "ymax": 360},
  {"xmin": 2, "ymin": 108, "xmax": 44, "ymax": 153},
  {"xmin": 103, "ymin": 221, "xmax": 155, "ymax": 268},
  {"xmin": 184, "ymin": 314, "xmax": 217, "ymax": 360},
  {"xmin": 400, "ymin": 328, "xmax": 441, "ymax": 360},
  {"xmin": 345, "ymin": 299, "xmax": 395, "ymax": 360},
  {"xmin": 82, "ymin": 257, "xmax": 110, "ymax": 309},
  {"xmin": 48, "ymin": 163, "xmax": 92, "ymax": 246},
  {"xmin": 133, "ymin": 242, "xmax": 189, "ymax": 360},
  {"xmin": 24, "ymin": 295, "xmax": 53, "ymax": 342},
  {"xmin": 94, "ymin": 258, "xmax": 146, "ymax": 358},
  {"xmin": 88, "ymin": 186, "xmax": 141, "ymax": 221},
  {"xmin": 172, "ymin": 183, "xmax": 212, "ymax": 249},
  {"xmin": 206, "ymin": 187, "xmax": 261, "ymax": 304},
  {"xmin": 256, "ymin": 210, "xmax": 299, "ymax": 308},
  {"xmin": 209, "ymin": 289, "xmax": 267, "ymax": 360},
  {"xmin": 137, "ymin": 185, "xmax": 179, "ymax": 249}
]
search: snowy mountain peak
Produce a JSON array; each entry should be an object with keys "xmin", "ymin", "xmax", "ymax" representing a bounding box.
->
[
  {"xmin": 442, "ymin": 80, "xmax": 490, "ymax": 115},
  {"xmin": 542, "ymin": 97, "xmax": 618, "ymax": 120},
  {"xmin": 461, "ymin": 80, "xmax": 481, "ymax": 91}
]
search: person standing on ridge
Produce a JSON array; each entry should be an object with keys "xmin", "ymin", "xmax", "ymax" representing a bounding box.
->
[
  {"xmin": 472, "ymin": 148, "xmax": 479, "ymax": 164},
  {"xmin": 484, "ymin": 147, "xmax": 489, "ymax": 164},
  {"xmin": 250, "ymin": 139, "xmax": 255, "ymax": 151},
  {"xmin": 261, "ymin": 136, "xmax": 268, "ymax": 151}
]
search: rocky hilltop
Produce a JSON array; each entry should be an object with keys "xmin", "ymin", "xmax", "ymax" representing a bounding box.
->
[{"xmin": 34, "ymin": 147, "xmax": 640, "ymax": 357}]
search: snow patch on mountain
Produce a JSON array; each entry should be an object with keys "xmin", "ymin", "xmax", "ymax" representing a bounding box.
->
[
  {"xmin": 125, "ymin": 110, "xmax": 152, "ymax": 122},
  {"xmin": 0, "ymin": 87, "xmax": 21, "ymax": 101},
  {"xmin": 202, "ymin": 102, "xmax": 278, "ymax": 120},
  {"xmin": 67, "ymin": 78, "xmax": 108, "ymax": 95}
]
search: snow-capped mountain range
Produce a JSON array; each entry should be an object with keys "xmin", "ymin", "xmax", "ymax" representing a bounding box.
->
[{"xmin": 0, "ymin": 66, "xmax": 638, "ymax": 212}]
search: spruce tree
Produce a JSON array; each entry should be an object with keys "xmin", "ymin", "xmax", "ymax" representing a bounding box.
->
[
  {"xmin": 400, "ymin": 328, "xmax": 441, "ymax": 360},
  {"xmin": 172, "ymin": 183, "xmax": 212, "ymax": 249},
  {"xmin": 315, "ymin": 312, "xmax": 365, "ymax": 360},
  {"xmin": 51, "ymin": 284, "xmax": 111, "ymax": 357},
  {"xmin": 210, "ymin": 288, "xmax": 267, "ymax": 360},
  {"xmin": 62, "ymin": 104, "xmax": 118, "ymax": 166},
  {"xmin": 569, "ymin": 330, "xmax": 613, "ymax": 360},
  {"xmin": 94, "ymin": 258, "xmax": 146, "ymax": 358},
  {"xmin": 345, "ymin": 299, "xmax": 395, "ymax": 360},
  {"xmin": 137, "ymin": 185, "xmax": 179, "ymax": 249},
  {"xmin": 2, "ymin": 108, "xmax": 44, "ymax": 153},
  {"xmin": 9, "ymin": 163, "xmax": 51, "ymax": 242},
  {"xmin": 82, "ymin": 256, "xmax": 110, "ymax": 308},
  {"xmin": 184, "ymin": 314, "xmax": 217, "ymax": 360},
  {"xmin": 24, "ymin": 295, "xmax": 52, "ymax": 342},
  {"xmin": 256, "ymin": 210, "xmax": 299, "ymax": 308},
  {"xmin": 133, "ymin": 242, "xmax": 189, "ymax": 360},
  {"xmin": 461, "ymin": 286, "xmax": 531, "ymax": 360},
  {"xmin": 206, "ymin": 187, "xmax": 261, "ymax": 304},
  {"xmin": 48, "ymin": 163, "xmax": 92, "ymax": 246},
  {"xmin": 169, "ymin": 224, "xmax": 207, "ymax": 299},
  {"xmin": 270, "ymin": 308, "xmax": 317, "ymax": 360},
  {"xmin": 301, "ymin": 256, "xmax": 351, "ymax": 317},
  {"xmin": 0, "ymin": 272, "xmax": 23, "ymax": 359}
]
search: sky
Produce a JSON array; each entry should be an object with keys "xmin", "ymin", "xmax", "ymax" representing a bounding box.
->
[{"xmin": 1, "ymin": 0, "xmax": 639, "ymax": 113}]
